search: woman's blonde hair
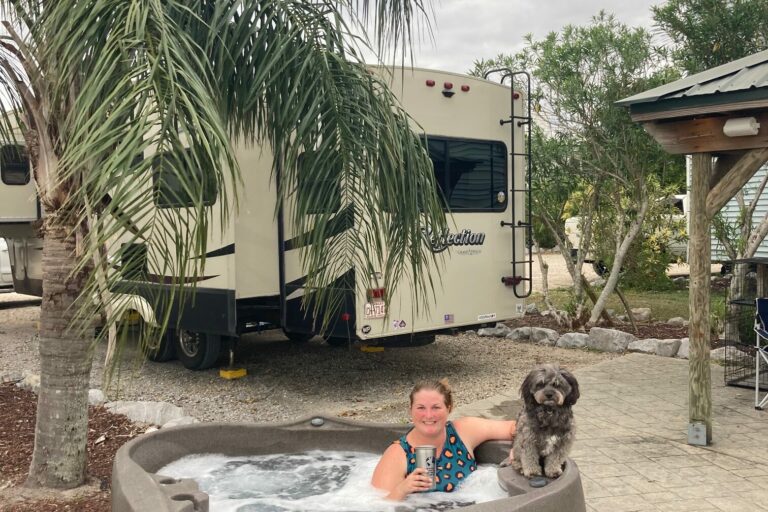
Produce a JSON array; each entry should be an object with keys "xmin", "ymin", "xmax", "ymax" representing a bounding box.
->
[{"xmin": 409, "ymin": 378, "xmax": 453, "ymax": 411}]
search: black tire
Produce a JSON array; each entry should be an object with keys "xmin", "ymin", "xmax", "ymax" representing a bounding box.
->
[
  {"xmin": 146, "ymin": 329, "xmax": 177, "ymax": 362},
  {"xmin": 176, "ymin": 330, "xmax": 222, "ymax": 370},
  {"xmin": 283, "ymin": 329, "xmax": 314, "ymax": 343}
]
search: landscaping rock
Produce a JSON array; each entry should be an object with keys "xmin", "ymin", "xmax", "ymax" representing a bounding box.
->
[
  {"xmin": 89, "ymin": 389, "xmax": 106, "ymax": 405},
  {"xmin": 530, "ymin": 327, "xmax": 559, "ymax": 346},
  {"xmin": 162, "ymin": 416, "xmax": 200, "ymax": 428},
  {"xmin": 667, "ymin": 317, "xmax": 688, "ymax": 327},
  {"xmin": 588, "ymin": 327, "xmax": 636, "ymax": 353},
  {"xmin": 16, "ymin": 371, "xmax": 39, "ymax": 393},
  {"xmin": 656, "ymin": 339, "xmax": 682, "ymax": 358},
  {"xmin": 525, "ymin": 303, "xmax": 539, "ymax": 315},
  {"xmin": 630, "ymin": 308, "xmax": 652, "ymax": 322},
  {"xmin": 556, "ymin": 332, "xmax": 589, "ymax": 349},
  {"xmin": 656, "ymin": 338, "xmax": 680, "ymax": 357},
  {"xmin": 477, "ymin": 323, "xmax": 512, "ymax": 337},
  {"xmin": 709, "ymin": 346, "xmax": 747, "ymax": 362},
  {"xmin": 105, "ymin": 400, "xmax": 185, "ymax": 426},
  {"xmin": 629, "ymin": 338, "xmax": 681, "ymax": 357},
  {"xmin": 677, "ymin": 338, "xmax": 689, "ymax": 359},
  {"xmin": 505, "ymin": 327, "xmax": 531, "ymax": 341},
  {"xmin": 628, "ymin": 338, "xmax": 658, "ymax": 354}
]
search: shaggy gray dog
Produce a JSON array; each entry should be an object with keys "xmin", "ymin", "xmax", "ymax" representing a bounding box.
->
[{"xmin": 510, "ymin": 364, "xmax": 579, "ymax": 478}]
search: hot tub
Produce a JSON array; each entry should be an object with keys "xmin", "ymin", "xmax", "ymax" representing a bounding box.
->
[{"xmin": 112, "ymin": 415, "xmax": 585, "ymax": 512}]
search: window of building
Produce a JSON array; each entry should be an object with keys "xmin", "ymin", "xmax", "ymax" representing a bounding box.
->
[
  {"xmin": 425, "ymin": 137, "xmax": 507, "ymax": 212},
  {"xmin": 153, "ymin": 149, "xmax": 217, "ymax": 208},
  {"xmin": 297, "ymin": 151, "xmax": 341, "ymax": 214},
  {"xmin": 0, "ymin": 145, "xmax": 30, "ymax": 186}
]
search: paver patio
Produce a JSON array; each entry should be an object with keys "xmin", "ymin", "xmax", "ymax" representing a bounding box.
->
[{"xmin": 454, "ymin": 353, "xmax": 768, "ymax": 511}]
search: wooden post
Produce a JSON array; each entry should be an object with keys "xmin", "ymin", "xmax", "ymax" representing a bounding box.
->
[
  {"xmin": 689, "ymin": 153, "xmax": 713, "ymax": 444},
  {"xmin": 758, "ymin": 264, "xmax": 768, "ymax": 298}
]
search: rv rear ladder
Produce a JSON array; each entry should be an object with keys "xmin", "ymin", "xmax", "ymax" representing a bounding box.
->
[{"xmin": 485, "ymin": 68, "xmax": 533, "ymax": 299}]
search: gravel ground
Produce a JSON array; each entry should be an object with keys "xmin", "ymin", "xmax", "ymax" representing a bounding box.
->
[{"xmin": 0, "ymin": 291, "xmax": 618, "ymax": 425}]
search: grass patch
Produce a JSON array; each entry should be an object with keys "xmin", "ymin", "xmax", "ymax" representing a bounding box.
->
[{"xmin": 531, "ymin": 286, "xmax": 726, "ymax": 322}]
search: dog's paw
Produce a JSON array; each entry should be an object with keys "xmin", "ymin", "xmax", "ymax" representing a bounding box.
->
[
  {"xmin": 521, "ymin": 466, "xmax": 543, "ymax": 478},
  {"xmin": 544, "ymin": 465, "xmax": 563, "ymax": 478}
]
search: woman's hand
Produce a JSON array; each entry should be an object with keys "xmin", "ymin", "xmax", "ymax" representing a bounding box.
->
[{"xmin": 389, "ymin": 468, "xmax": 433, "ymax": 499}]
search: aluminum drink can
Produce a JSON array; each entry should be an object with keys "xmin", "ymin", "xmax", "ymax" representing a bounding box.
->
[{"xmin": 414, "ymin": 445, "xmax": 437, "ymax": 491}]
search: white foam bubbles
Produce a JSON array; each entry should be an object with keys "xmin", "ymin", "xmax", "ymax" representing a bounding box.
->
[{"xmin": 159, "ymin": 450, "xmax": 508, "ymax": 512}]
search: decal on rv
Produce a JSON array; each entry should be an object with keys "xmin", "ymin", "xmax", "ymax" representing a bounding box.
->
[{"xmin": 422, "ymin": 228, "xmax": 486, "ymax": 253}]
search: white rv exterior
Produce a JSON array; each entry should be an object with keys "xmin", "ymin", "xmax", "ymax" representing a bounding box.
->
[
  {"xmin": 0, "ymin": 144, "xmax": 42, "ymax": 296},
  {"xmin": 0, "ymin": 67, "xmax": 532, "ymax": 369}
]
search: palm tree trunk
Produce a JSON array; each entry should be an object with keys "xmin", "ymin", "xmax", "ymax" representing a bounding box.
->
[{"xmin": 26, "ymin": 222, "xmax": 94, "ymax": 489}]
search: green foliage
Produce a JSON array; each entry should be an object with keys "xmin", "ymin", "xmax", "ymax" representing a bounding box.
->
[
  {"xmin": 653, "ymin": 0, "xmax": 768, "ymax": 74},
  {"xmin": 473, "ymin": 13, "xmax": 685, "ymax": 305},
  {"xmin": 532, "ymin": 286, "xmax": 725, "ymax": 323}
]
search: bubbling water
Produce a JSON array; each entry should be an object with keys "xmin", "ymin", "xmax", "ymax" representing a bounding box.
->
[{"xmin": 159, "ymin": 450, "xmax": 508, "ymax": 512}]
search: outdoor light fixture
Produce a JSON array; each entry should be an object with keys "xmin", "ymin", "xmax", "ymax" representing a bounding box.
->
[{"xmin": 723, "ymin": 116, "xmax": 760, "ymax": 137}]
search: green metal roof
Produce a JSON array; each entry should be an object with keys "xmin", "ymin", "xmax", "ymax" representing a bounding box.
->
[{"xmin": 617, "ymin": 49, "xmax": 768, "ymax": 109}]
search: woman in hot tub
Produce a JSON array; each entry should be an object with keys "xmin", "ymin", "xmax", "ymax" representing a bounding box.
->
[{"xmin": 372, "ymin": 378, "xmax": 516, "ymax": 500}]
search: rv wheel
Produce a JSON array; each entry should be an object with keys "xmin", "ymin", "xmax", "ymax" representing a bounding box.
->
[
  {"xmin": 176, "ymin": 330, "xmax": 222, "ymax": 370},
  {"xmin": 146, "ymin": 328, "xmax": 177, "ymax": 362},
  {"xmin": 283, "ymin": 329, "xmax": 314, "ymax": 343}
]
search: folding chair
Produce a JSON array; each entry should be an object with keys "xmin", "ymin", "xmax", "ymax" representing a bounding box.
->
[{"xmin": 753, "ymin": 298, "xmax": 768, "ymax": 409}]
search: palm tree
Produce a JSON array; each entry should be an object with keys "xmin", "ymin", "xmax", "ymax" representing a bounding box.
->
[{"xmin": 0, "ymin": 0, "xmax": 444, "ymax": 489}]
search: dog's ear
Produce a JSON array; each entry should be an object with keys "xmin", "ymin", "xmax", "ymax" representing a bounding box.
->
[
  {"xmin": 560, "ymin": 369, "xmax": 580, "ymax": 406},
  {"xmin": 520, "ymin": 369, "xmax": 539, "ymax": 409}
]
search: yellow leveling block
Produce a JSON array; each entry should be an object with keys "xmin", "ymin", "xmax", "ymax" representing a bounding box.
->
[
  {"xmin": 219, "ymin": 349, "xmax": 247, "ymax": 379},
  {"xmin": 220, "ymin": 367, "xmax": 247, "ymax": 379},
  {"xmin": 360, "ymin": 345, "xmax": 384, "ymax": 353}
]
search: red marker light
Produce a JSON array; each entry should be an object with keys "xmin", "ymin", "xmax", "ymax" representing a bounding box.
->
[
  {"xmin": 443, "ymin": 82, "xmax": 453, "ymax": 90},
  {"xmin": 461, "ymin": 85, "xmax": 470, "ymax": 92},
  {"xmin": 512, "ymin": 92, "xmax": 520, "ymax": 100},
  {"xmin": 341, "ymin": 313, "xmax": 351, "ymax": 321},
  {"xmin": 426, "ymin": 79, "xmax": 435, "ymax": 87}
]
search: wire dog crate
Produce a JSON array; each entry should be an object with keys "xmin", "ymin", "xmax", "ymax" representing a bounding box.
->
[{"xmin": 723, "ymin": 259, "xmax": 768, "ymax": 392}]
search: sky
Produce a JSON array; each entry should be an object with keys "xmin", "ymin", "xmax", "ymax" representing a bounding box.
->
[{"xmin": 376, "ymin": 0, "xmax": 666, "ymax": 74}]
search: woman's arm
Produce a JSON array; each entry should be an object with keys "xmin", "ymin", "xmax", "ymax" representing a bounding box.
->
[
  {"xmin": 452, "ymin": 417, "xmax": 516, "ymax": 452},
  {"xmin": 371, "ymin": 444, "xmax": 433, "ymax": 500}
]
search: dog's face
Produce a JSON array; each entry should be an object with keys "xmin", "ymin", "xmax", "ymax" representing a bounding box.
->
[{"xmin": 520, "ymin": 364, "xmax": 579, "ymax": 409}]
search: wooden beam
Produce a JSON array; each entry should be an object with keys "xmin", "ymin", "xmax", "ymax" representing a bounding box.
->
[
  {"xmin": 643, "ymin": 112, "xmax": 768, "ymax": 154},
  {"xmin": 706, "ymin": 148, "xmax": 768, "ymax": 218},
  {"xmin": 689, "ymin": 153, "xmax": 712, "ymax": 445},
  {"xmin": 631, "ymin": 99, "xmax": 768, "ymax": 122}
]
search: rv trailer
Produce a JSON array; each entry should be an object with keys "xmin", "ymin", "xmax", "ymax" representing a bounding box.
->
[{"xmin": 0, "ymin": 67, "xmax": 533, "ymax": 370}]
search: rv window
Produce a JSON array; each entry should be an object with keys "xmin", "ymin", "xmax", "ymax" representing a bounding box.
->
[
  {"xmin": 297, "ymin": 152, "xmax": 341, "ymax": 213},
  {"xmin": 0, "ymin": 145, "xmax": 30, "ymax": 186},
  {"xmin": 425, "ymin": 137, "xmax": 507, "ymax": 211},
  {"xmin": 152, "ymin": 149, "xmax": 217, "ymax": 208}
]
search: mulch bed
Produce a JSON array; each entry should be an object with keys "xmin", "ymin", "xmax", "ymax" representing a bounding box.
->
[{"xmin": 0, "ymin": 382, "xmax": 143, "ymax": 512}]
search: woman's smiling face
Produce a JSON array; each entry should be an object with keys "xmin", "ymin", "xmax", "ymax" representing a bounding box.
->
[{"xmin": 410, "ymin": 389, "xmax": 450, "ymax": 435}]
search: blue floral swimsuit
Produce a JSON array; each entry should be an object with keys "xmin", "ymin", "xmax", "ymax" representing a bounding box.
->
[{"xmin": 397, "ymin": 421, "xmax": 477, "ymax": 492}]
